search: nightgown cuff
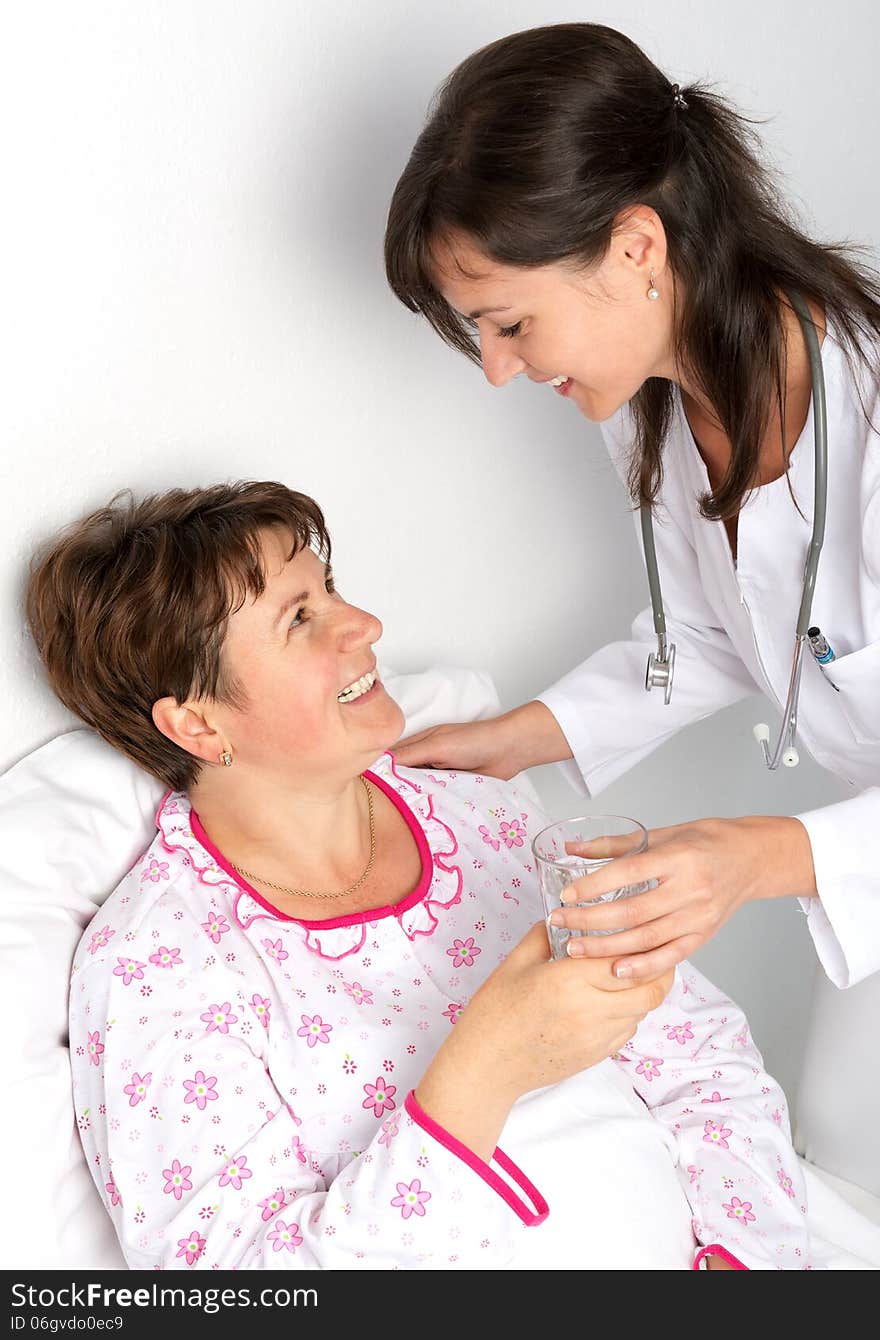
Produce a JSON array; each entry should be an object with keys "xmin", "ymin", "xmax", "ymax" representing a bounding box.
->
[
  {"xmin": 692, "ymin": 1244, "xmax": 749, "ymax": 1270},
  {"xmin": 404, "ymin": 1091, "xmax": 549, "ymax": 1226}
]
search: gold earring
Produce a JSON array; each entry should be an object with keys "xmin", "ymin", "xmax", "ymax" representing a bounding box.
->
[
  {"xmin": 647, "ymin": 270, "xmax": 660, "ymax": 301},
  {"xmin": 219, "ymin": 751, "xmax": 233, "ymax": 768}
]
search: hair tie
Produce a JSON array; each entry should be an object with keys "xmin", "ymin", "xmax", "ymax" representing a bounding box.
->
[{"xmin": 672, "ymin": 84, "xmax": 689, "ymax": 111}]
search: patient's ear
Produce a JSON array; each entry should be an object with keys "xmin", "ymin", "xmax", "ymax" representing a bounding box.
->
[{"xmin": 152, "ymin": 697, "xmax": 228, "ymax": 766}]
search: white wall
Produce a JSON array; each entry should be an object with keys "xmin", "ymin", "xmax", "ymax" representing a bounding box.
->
[{"xmin": 2, "ymin": 0, "xmax": 875, "ymax": 1105}]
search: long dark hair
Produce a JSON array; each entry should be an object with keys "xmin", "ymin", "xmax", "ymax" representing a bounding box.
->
[{"xmin": 385, "ymin": 22, "xmax": 880, "ymax": 520}]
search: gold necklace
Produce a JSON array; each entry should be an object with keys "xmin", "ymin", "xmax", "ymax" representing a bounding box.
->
[{"xmin": 232, "ymin": 777, "xmax": 375, "ymax": 900}]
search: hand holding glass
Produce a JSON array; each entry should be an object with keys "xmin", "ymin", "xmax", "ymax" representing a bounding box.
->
[{"xmin": 533, "ymin": 815, "xmax": 655, "ymax": 960}]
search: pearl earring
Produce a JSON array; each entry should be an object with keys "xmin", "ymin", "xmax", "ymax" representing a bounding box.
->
[
  {"xmin": 647, "ymin": 270, "xmax": 660, "ymax": 301},
  {"xmin": 219, "ymin": 751, "xmax": 233, "ymax": 768}
]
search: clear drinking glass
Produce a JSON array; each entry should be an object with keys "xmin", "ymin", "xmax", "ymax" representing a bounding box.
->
[{"xmin": 532, "ymin": 815, "xmax": 653, "ymax": 960}]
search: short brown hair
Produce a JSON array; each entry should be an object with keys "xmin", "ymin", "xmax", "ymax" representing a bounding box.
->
[{"xmin": 26, "ymin": 481, "xmax": 332, "ymax": 790}]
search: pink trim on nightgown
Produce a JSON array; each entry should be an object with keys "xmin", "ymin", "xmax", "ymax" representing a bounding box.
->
[
  {"xmin": 692, "ymin": 1243, "xmax": 749, "ymax": 1270},
  {"xmin": 404, "ymin": 1090, "xmax": 548, "ymax": 1228},
  {"xmin": 188, "ymin": 767, "xmax": 432, "ymax": 930},
  {"xmin": 387, "ymin": 753, "xmax": 463, "ymax": 910}
]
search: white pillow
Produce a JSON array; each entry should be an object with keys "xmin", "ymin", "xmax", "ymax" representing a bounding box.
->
[
  {"xmin": 0, "ymin": 731, "xmax": 160, "ymax": 1269},
  {"xmin": 0, "ymin": 663, "xmax": 513, "ymax": 1270}
]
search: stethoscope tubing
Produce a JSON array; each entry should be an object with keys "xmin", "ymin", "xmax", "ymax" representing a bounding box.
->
[{"xmin": 641, "ymin": 288, "xmax": 828, "ymax": 771}]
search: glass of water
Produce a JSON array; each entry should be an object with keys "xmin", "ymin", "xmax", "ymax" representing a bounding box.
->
[{"xmin": 532, "ymin": 815, "xmax": 652, "ymax": 960}]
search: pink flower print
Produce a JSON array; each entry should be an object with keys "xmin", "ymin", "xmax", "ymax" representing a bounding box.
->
[
  {"xmin": 200, "ymin": 1002, "xmax": 238, "ymax": 1035},
  {"xmin": 123, "ymin": 1071, "xmax": 152, "ymax": 1107},
  {"xmin": 141, "ymin": 858, "xmax": 170, "ymax": 883},
  {"xmin": 666, "ymin": 1022, "xmax": 695, "ymax": 1046},
  {"xmin": 446, "ymin": 937, "xmax": 481, "ymax": 968},
  {"xmin": 88, "ymin": 925, "xmax": 115, "ymax": 956},
  {"xmin": 267, "ymin": 1220, "xmax": 303, "ymax": 1254},
  {"xmin": 635, "ymin": 1057, "xmax": 663, "ymax": 1083},
  {"xmin": 703, "ymin": 1119, "xmax": 732, "ymax": 1150},
  {"xmin": 701, "ymin": 1091, "xmax": 724, "ymax": 1104},
  {"xmin": 250, "ymin": 994, "xmax": 271, "ymax": 1029},
  {"xmin": 105, "ymin": 1177, "xmax": 121, "ymax": 1208},
  {"xmin": 176, "ymin": 1230, "xmax": 206, "ymax": 1266},
  {"xmin": 87, "ymin": 1031, "xmax": 104, "ymax": 1067},
  {"xmin": 183, "ymin": 1070, "xmax": 219, "ymax": 1110},
  {"xmin": 218, "ymin": 1155, "xmax": 252, "ymax": 1190},
  {"xmin": 378, "ymin": 1111, "xmax": 402, "ymax": 1147},
  {"xmin": 686, "ymin": 1164, "xmax": 702, "ymax": 1185},
  {"xmin": 149, "ymin": 945, "xmax": 182, "ymax": 969},
  {"xmin": 391, "ymin": 1179, "xmax": 431, "ymax": 1220},
  {"xmin": 297, "ymin": 1014, "xmax": 332, "ymax": 1048},
  {"xmin": 442, "ymin": 1002, "xmax": 463, "ymax": 1025},
  {"xmin": 163, "ymin": 1159, "xmax": 193, "ymax": 1201},
  {"xmin": 363, "ymin": 1077, "xmax": 397, "ymax": 1118},
  {"xmin": 201, "ymin": 913, "xmax": 230, "ymax": 944},
  {"xmin": 291, "ymin": 1136, "xmax": 308, "ymax": 1164},
  {"xmin": 723, "ymin": 1196, "xmax": 756, "ymax": 1224},
  {"xmin": 113, "ymin": 956, "xmax": 146, "ymax": 986},
  {"xmin": 777, "ymin": 1169, "xmax": 796, "ymax": 1199},
  {"xmin": 343, "ymin": 981, "xmax": 374, "ymax": 1006},
  {"xmin": 262, "ymin": 937, "xmax": 289, "ymax": 963},
  {"xmin": 258, "ymin": 1188, "xmax": 287, "ymax": 1221},
  {"xmin": 477, "ymin": 825, "xmax": 500, "ymax": 851},
  {"xmin": 499, "ymin": 819, "xmax": 525, "ymax": 849}
]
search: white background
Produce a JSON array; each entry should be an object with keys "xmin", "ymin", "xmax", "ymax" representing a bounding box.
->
[{"xmin": 2, "ymin": 0, "xmax": 875, "ymax": 1106}]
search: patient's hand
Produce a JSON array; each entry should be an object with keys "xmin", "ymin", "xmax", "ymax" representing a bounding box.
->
[
  {"xmin": 414, "ymin": 922, "xmax": 674, "ymax": 1161},
  {"xmin": 705, "ymin": 1256, "xmax": 737, "ymax": 1270}
]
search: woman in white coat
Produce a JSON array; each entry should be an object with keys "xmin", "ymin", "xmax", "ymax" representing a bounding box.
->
[{"xmin": 383, "ymin": 23, "xmax": 880, "ymax": 993}]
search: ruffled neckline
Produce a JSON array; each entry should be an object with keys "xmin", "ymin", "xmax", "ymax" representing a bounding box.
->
[{"xmin": 155, "ymin": 753, "xmax": 463, "ymax": 961}]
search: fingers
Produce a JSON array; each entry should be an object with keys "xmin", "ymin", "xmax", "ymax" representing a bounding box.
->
[
  {"xmin": 554, "ymin": 885, "xmax": 665, "ymax": 931},
  {"xmin": 552, "ymin": 943, "xmax": 670, "ymax": 994},
  {"xmin": 577, "ymin": 967, "xmax": 674, "ymax": 1019},
  {"xmin": 394, "ymin": 722, "xmax": 450, "ymax": 747},
  {"xmin": 641, "ymin": 967, "xmax": 676, "ymax": 1009},
  {"xmin": 560, "ymin": 856, "xmax": 660, "ymax": 903},
  {"xmin": 561, "ymin": 910, "xmax": 681, "ymax": 959},
  {"xmin": 611, "ymin": 937, "xmax": 698, "ymax": 982},
  {"xmin": 594, "ymin": 969, "xmax": 675, "ymax": 1022},
  {"xmin": 392, "ymin": 727, "xmax": 439, "ymax": 751},
  {"xmin": 391, "ymin": 735, "xmax": 446, "ymax": 767},
  {"xmin": 564, "ymin": 834, "xmax": 644, "ymax": 860}
]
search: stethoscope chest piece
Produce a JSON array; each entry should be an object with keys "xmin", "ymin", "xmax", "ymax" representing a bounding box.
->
[{"xmin": 645, "ymin": 640, "xmax": 676, "ymax": 705}]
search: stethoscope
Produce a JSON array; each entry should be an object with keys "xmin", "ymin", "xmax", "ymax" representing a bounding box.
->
[{"xmin": 642, "ymin": 288, "xmax": 830, "ymax": 770}]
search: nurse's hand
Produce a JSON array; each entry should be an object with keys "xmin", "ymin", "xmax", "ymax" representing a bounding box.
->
[
  {"xmin": 549, "ymin": 815, "xmax": 817, "ymax": 980},
  {"xmin": 392, "ymin": 700, "xmax": 571, "ymax": 779}
]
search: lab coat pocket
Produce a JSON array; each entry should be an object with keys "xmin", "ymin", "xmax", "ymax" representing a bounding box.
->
[{"xmin": 828, "ymin": 640, "xmax": 880, "ymax": 743}]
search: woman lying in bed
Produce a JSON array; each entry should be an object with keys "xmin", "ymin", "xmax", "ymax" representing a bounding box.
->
[{"xmin": 26, "ymin": 481, "xmax": 812, "ymax": 1270}]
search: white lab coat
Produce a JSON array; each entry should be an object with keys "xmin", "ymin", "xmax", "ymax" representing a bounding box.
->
[{"xmin": 538, "ymin": 312, "xmax": 880, "ymax": 988}]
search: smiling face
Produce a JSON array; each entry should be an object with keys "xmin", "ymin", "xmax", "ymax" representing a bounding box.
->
[
  {"xmin": 430, "ymin": 215, "xmax": 679, "ymax": 423},
  {"xmin": 208, "ymin": 528, "xmax": 404, "ymax": 785}
]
